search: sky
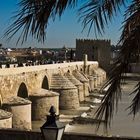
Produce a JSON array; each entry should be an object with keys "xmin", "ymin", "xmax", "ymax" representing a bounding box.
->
[{"xmin": 0, "ymin": 0, "xmax": 127, "ymax": 48}]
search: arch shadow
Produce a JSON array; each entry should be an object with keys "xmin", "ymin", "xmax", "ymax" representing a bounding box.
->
[
  {"xmin": 17, "ymin": 82, "xmax": 28, "ymax": 98},
  {"xmin": 42, "ymin": 76, "xmax": 49, "ymax": 89}
]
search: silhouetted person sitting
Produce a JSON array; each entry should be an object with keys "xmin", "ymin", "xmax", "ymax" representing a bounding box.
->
[
  {"xmin": 31, "ymin": 62, "xmax": 34, "ymax": 66},
  {"xmin": 18, "ymin": 62, "xmax": 24, "ymax": 67},
  {"xmin": 5, "ymin": 63, "xmax": 10, "ymax": 68},
  {"xmin": 0, "ymin": 63, "xmax": 2, "ymax": 68}
]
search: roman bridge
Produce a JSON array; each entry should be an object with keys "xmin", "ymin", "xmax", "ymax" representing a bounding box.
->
[{"xmin": 0, "ymin": 61, "xmax": 100, "ymax": 103}]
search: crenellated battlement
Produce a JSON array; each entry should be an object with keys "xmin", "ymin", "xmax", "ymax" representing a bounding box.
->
[{"xmin": 76, "ymin": 39, "xmax": 111, "ymax": 45}]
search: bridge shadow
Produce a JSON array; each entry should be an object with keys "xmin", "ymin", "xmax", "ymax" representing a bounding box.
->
[
  {"xmin": 42, "ymin": 76, "xmax": 49, "ymax": 89},
  {"xmin": 17, "ymin": 82, "xmax": 28, "ymax": 98}
]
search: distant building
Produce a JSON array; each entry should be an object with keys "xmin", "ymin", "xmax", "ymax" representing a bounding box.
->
[{"xmin": 75, "ymin": 39, "xmax": 111, "ymax": 72}]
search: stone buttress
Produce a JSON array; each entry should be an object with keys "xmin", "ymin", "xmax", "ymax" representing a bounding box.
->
[
  {"xmin": 64, "ymin": 71, "xmax": 84, "ymax": 102},
  {"xmin": 2, "ymin": 96, "xmax": 31, "ymax": 130},
  {"xmin": 29, "ymin": 88, "xmax": 59, "ymax": 120},
  {"xmin": 72, "ymin": 70, "xmax": 89, "ymax": 97},
  {"xmin": 50, "ymin": 73, "xmax": 79, "ymax": 110},
  {"xmin": 0, "ymin": 109, "xmax": 12, "ymax": 129}
]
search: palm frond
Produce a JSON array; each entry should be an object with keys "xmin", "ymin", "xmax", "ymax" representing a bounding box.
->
[
  {"xmin": 95, "ymin": 0, "xmax": 140, "ymax": 129},
  {"xmin": 124, "ymin": 5, "xmax": 140, "ymax": 116},
  {"xmin": 4, "ymin": 0, "xmax": 77, "ymax": 44},
  {"xmin": 129, "ymin": 82, "xmax": 140, "ymax": 116},
  {"xmin": 95, "ymin": 59, "xmax": 128, "ymax": 130},
  {"xmin": 78, "ymin": 0, "xmax": 126, "ymax": 35},
  {"xmin": 55, "ymin": 0, "xmax": 77, "ymax": 16},
  {"xmin": 120, "ymin": 0, "xmax": 140, "ymax": 42}
]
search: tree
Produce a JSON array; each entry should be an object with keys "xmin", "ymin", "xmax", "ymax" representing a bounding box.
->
[{"xmin": 4, "ymin": 0, "xmax": 140, "ymax": 130}]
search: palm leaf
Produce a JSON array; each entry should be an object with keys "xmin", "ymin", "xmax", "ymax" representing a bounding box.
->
[
  {"xmin": 95, "ymin": 18, "xmax": 140, "ymax": 131},
  {"xmin": 124, "ymin": 1, "xmax": 140, "ymax": 114},
  {"xmin": 4, "ymin": 0, "xmax": 78, "ymax": 44},
  {"xmin": 78, "ymin": 0, "xmax": 126, "ymax": 35},
  {"xmin": 93, "ymin": 0, "xmax": 140, "ymax": 130},
  {"xmin": 129, "ymin": 82, "xmax": 140, "ymax": 116}
]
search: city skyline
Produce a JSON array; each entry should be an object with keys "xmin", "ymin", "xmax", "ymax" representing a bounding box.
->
[{"xmin": 0, "ymin": 0, "xmax": 126, "ymax": 48}]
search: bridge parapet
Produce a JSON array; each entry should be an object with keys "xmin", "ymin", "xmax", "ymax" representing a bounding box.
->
[{"xmin": 0, "ymin": 61, "xmax": 99, "ymax": 101}]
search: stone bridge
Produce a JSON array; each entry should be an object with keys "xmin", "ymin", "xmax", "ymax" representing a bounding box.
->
[
  {"xmin": 0, "ymin": 61, "xmax": 99, "ymax": 102},
  {"xmin": 0, "ymin": 61, "xmax": 107, "ymax": 130}
]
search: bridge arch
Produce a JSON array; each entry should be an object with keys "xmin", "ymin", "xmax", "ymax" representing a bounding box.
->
[
  {"xmin": 17, "ymin": 82, "xmax": 28, "ymax": 98},
  {"xmin": 42, "ymin": 76, "xmax": 49, "ymax": 89}
]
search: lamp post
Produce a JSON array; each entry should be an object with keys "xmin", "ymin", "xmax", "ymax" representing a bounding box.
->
[{"xmin": 40, "ymin": 106, "xmax": 65, "ymax": 140}]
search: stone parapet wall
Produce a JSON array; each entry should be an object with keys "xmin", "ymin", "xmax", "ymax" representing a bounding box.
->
[
  {"xmin": 0, "ymin": 129, "xmax": 139, "ymax": 140},
  {"xmin": 63, "ymin": 132, "xmax": 140, "ymax": 140},
  {"xmin": 0, "ymin": 62, "xmax": 98, "ymax": 76},
  {"xmin": 0, "ymin": 61, "xmax": 98, "ymax": 100}
]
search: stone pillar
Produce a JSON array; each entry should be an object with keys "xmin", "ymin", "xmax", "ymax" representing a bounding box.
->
[
  {"xmin": 83, "ymin": 83, "xmax": 89, "ymax": 97},
  {"xmin": 2, "ymin": 97, "xmax": 32, "ymax": 130},
  {"xmin": 29, "ymin": 89, "xmax": 59, "ymax": 120},
  {"xmin": 77, "ymin": 85, "xmax": 84, "ymax": 102},
  {"xmin": 88, "ymin": 76, "xmax": 95, "ymax": 92},
  {"xmin": 83, "ymin": 54, "xmax": 88, "ymax": 74},
  {"xmin": 50, "ymin": 73, "xmax": 80, "ymax": 110},
  {"xmin": 64, "ymin": 72, "xmax": 84, "ymax": 102},
  {"xmin": 53, "ymin": 88, "xmax": 79, "ymax": 110},
  {"xmin": 97, "ymin": 75, "xmax": 101, "ymax": 86},
  {"xmin": 93, "ymin": 76, "xmax": 98, "ymax": 88},
  {"xmin": 0, "ymin": 109, "xmax": 12, "ymax": 128},
  {"xmin": 73, "ymin": 70, "xmax": 89, "ymax": 97}
]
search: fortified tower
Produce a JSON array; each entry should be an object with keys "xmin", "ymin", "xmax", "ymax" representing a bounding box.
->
[{"xmin": 76, "ymin": 39, "xmax": 111, "ymax": 72}]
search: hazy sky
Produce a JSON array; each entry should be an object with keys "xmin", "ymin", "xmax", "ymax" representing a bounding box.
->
[{"xmin": 0, "ymin": 0, "xmax": 127, "ymax": 48}]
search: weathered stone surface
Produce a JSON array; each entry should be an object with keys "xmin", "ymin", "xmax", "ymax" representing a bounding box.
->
[
  {"xmin": 50, "ymin": 73, "xmax": 80, "ymax": 110},
  {"xmin": 54, "ymin": 88, "xmax": 79, "ymax": 110},
  {"xmin": 2, "ymin": 97, "xmax": 32, "ymax": 130},
  {"xmin": 76, "ymin": 85, "xmax": 84, "ymax": 102},
  {"xmin": 0, "ymin": 118, "xmax": 12, "ymax": 129},
  {"xmin": 0, "ymin": 62, "xmax": 101, "ymax": 101},
  {"xmin": 3, "ymin": 96, "xmax": 31, "ymax": 106},
  {"xmin": 72, "ymin": 70, "xmax": 90, "ymax": 97},
  {"xmin": 64, "ymin": 72, "xmax": 84, "ymax": 102},
  {"xmin": 50, "ymin": 73, "xmax": 77, "ymax": 89},
  {"xmin": 72, "ymin": 70, "xmax": 89, "ymax": 83},
  {"xmin": 0, "ymin": 61, "xmax": 106, "ymax": 129},
  {"xmin": 0, "ymin": 109, "xmax": 13, "ymax": 119},
  {"xmin": 30, "ymin": 88, "xmax": 59, "ymax": 97},
  {"xmin": 30, "ymin": 89, "xmax": 59, "ymax": 120},
  {"xmin": 0, "ymin": 109, "xmax": 12, "ymax": 129},
  {"xmin": 88, "ymin": 76, "xmax": 95, "ymax": 92},
  {"xmin": 64, "ymin": 72, "xmax": 82, "ymax": 86}
]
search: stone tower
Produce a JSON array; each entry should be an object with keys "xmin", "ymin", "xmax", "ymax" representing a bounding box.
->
[{"xmin": 75, "ymin": 39, "xmax": 111, "ymax": 72}]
